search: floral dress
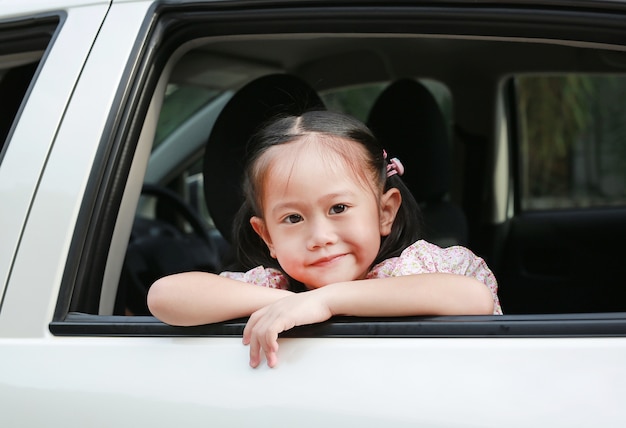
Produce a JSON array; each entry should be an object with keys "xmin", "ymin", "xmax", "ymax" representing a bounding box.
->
[{"xmin": 220, "ymin": 240, "xmax": 503, "ymax": 315}]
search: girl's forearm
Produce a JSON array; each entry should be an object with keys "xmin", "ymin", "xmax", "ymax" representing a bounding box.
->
[
  {"xmin": 147, "ymin": 272, "xmax": 293, "ymax": 326},
  {"xmin": 320, "ymin": 273, "xmax": 495, "ymax": 317}
]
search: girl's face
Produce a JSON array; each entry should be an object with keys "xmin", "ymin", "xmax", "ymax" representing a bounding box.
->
[{"xmin": 250, "ymin": 135, "xmax": 401, "ymax": 289}]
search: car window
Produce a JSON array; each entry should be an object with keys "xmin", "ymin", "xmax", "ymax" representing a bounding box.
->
[
  {"xmin": 144, "ymin": 82, "xmax": 222, "ymax": 229},
  {"xmin": 0, "ymin": 61, "xmax": 39, "ymax": 156},
  {"xmin": 321, "ymin": 82, "xmax": 386, "ymax": 120},
  {"xmin": 515, "ymin": 73, "xmax": 626, "ymax": 211},
  {"xmin": 153, "ymin": 83, "xmax": 221, "ymax": 150},
  {"xmin": 49, "ymin": 3, "xmax": 626, "ymax": 336},
  {"xmin": 0, "ymin": 16, "xmax": 58, "ymax": 161},
  {"xmin": 321, "ymin": 79, "xmax": 452, "ymax": 125}
]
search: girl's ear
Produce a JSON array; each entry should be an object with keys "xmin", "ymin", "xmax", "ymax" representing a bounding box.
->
[
  {"xmin": 379, "ymin": 187, "xmax": 402, "ymax": 237},
  {"xmin": 250, "ymin": 216, "xmax": 276, "ymax": 258}
]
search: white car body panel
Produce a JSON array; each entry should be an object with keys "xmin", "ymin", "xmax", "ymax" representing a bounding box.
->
[
  {"xmin": 1, "ymin": 1, "xmax": 626, "ymax": 426},
  {"xmin": 0, "ymin": 3, "xmax": 111, "ymax": 320},
  {"xmin": 1, "ymin": 336, "xmax": 626, "ymax": 427}
]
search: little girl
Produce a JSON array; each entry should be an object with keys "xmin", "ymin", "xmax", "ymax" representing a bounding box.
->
[{"xmin": 148, "ymin": 110, "xmax": 502, "ymax": 368}]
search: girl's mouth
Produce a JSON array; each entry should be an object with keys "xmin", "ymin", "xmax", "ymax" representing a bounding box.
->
[{"xmin": 309, "ymin": 254, "xmax": 346, "ymax": 267}]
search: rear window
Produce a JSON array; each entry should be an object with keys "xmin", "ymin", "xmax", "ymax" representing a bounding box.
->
[
  {"xmin": 516, "ymin": 74, "xmax": 626, "ymax": 211},
  {"xmin": 321, "ymin": 79, "xmax": 451, "ymax": 125}
]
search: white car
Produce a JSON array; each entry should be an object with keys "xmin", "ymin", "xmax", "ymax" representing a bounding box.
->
[{"xmin": 1, "ymin": 0, "xmax": 626, "ymax": 426}]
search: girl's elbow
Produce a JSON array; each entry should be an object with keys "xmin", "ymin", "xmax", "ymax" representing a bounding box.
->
[
  {"xmin": 147, "ymin": 277, "xmax": 177, "ymax": 323},
  {"xmin": 474, "ymin": 297, "xmax": 495, "ymax": 315},
  {"xmin": 471, "ymin": 285, "xmax": 496, "ymax": 315}
]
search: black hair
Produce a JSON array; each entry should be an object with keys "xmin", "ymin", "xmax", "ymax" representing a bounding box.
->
[{"xmin": 230, "ymin": 110, "xmax": 422, "ymax": 290}]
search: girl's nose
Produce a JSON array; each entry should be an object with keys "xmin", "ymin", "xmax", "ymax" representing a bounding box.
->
[{"xmin": 306, "ymin": 218, "xmax": 338, "ymax": 250}]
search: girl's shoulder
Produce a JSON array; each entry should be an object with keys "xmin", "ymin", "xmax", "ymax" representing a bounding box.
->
[
  {"xmin": 368, "ymin": 240, "xmax": 503, "ymax": 315},
  {"xmin": 367, "ymin": 239, "xmax": 490, "ymax": 278},
  {"xmin": 220, "ymin": 266, "xmax": 289, "ymax": 289}
]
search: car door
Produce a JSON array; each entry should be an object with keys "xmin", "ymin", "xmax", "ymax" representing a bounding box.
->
[{"xmin": 2, "ymin": 2, "xmax": 626, "ymax": 427}]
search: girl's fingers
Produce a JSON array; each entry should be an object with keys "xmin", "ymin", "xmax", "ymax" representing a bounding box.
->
[
  {"xmin": 253, "ymin": 321, "xmax": 278, "ymax": 367},
  {"xmin": 242, "ymin": 308, "xmax": 263, "ymax": 345},
  {"xmin": 248, "ymin": 336, "xmax": 262, "ymax": 368},
  {"xmin": 244, "ymin": 312, "xmax": 282, "ymax": 368},
  {"xmin": 242, "ymin": 322, "xmax": 252, "ymax": 345},
  {"xmin": 243, "ymin": 312, "xmax": 262, "ymax": 366},
  {"xmin": 265, "ymin": 348, "xmax": 279, "ymax": 368},
  {"xmin": 262, "ymin": 327, "xmax": 279, "ymax": 367}
]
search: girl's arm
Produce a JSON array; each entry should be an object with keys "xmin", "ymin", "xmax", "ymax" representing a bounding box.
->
[
  {"xmin": 147, "ymin": 272, "xmax": 293, "ymax": 326},
  {"xmin": 323, "ymin": 273, "xmax": 495, "ymax": 317},
  {"xmin": 244, "ymin": 273, "xmax": 494, "ymax": 367}
]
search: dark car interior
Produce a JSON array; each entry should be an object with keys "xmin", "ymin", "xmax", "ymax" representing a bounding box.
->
[{"xmin": 119, "ymin": 51, "xmax": 626, "ymax": 319}]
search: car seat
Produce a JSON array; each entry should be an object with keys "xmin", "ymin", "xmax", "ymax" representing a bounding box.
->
[
  {"xmin": 203, "ymin": 73, "xmax": 325, "ymax": 244},
  {"xmin": 367, "ymin": 78, "xmax": 468, "ymax": 247}
]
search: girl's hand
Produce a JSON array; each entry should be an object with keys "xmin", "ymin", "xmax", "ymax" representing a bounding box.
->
[
  {"xmin": 242, "ymin": 291, "xmax": 333, "ymax": 368},
  {"xmin": 241, "ymin": 274, "xmax": 495, "ymax": 368}
]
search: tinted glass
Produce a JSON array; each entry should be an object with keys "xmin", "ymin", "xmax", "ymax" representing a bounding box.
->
[{"xmin": 517, "ymin": 74, "xmax": 626, "ymax": 210}]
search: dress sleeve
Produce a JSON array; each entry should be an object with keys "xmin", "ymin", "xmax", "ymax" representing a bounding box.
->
[
  {"xmin": 368, "ymin": 240, "xmax": 503, "ymax": 314},
  {"xmin": 219, "ymin": 266, "xmax": 290, "ymax": 290}
]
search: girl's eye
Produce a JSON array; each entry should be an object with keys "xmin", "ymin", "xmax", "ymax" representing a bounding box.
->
[
  {"xmin": 284, "ymin": 214, "xmax": 303, "ymax": 224},
  {"xmin": 329, "ymin": 204, "xmax": 347, "ymax": 215}
]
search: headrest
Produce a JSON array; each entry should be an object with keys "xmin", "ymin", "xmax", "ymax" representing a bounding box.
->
[
  {"xmin": 203, "ymin": 74, "xmax": 325, "ymax": 242},
  {"xmin": 367, "ymin": 79, "xmax": 451, "ymax": 202}
]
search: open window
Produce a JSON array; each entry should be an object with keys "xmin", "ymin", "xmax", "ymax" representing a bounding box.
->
[{"xmin": 52, "ymin": 3, "xmax": 626, "ymax": 337}]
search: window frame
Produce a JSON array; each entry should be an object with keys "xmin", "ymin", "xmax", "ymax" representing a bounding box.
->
[{"xmin": 50, "ymin": 311, "xmax": 626, "ymax": 337}]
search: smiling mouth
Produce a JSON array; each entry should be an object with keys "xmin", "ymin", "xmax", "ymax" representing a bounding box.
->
[{"xmin": 310, "ymin": 254, "xmax": 346, "ymax": 267}]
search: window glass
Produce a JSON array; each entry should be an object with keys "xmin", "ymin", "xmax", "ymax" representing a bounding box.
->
[
  {"xmin": 0, "ymin": 60, "xmax": 39, "ymax": 156},
  {"xmin": 516, "ymin": 74, "xmax": 626, "ymax": 210},
  {"xmin": 148, "ymin": 82, "xmax": 221, "ymax": 226},
  {"xmin": 321, "ymin": 82, "xmax": 386, "ymax": 121},
  {"xmin": 0, "ymin": 16, "xmax": 56, "ymax": 160},
  {"xmin": 153, "ymin": 83, "xmax": 220, "ymax": 150},
  {"xmin": 320, "ymin": 79, "xmax": 452, "ymax": 125}
]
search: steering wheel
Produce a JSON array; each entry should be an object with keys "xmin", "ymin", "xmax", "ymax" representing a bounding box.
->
[
  {"xmin": 140, "ymin": 184, "xmax": 216, "ymax": 245},
  {"xmin": 119, "ymin": 184, "xmax": 225, "ymax": 315}
]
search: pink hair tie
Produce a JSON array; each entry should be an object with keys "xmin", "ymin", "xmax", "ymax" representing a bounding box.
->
[{"xmin": 383, "ymin": 150, "xmax": 405, "ymax": 177}]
